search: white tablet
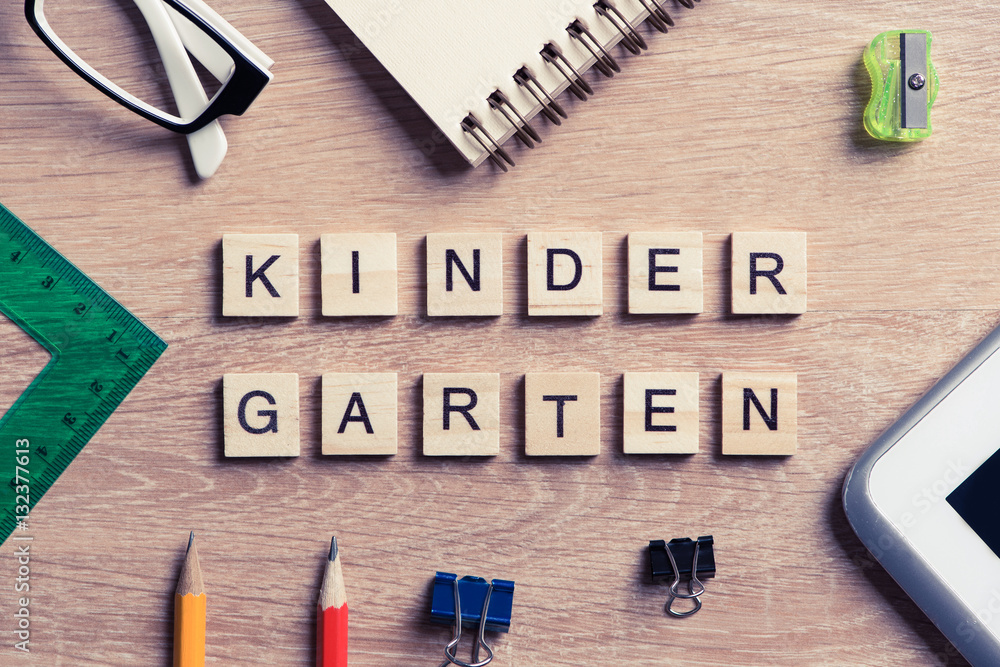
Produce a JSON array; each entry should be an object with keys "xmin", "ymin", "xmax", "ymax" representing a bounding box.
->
[{"xmin": 844, "ymin": 324, "xmax": 1000, "ymax": 666}]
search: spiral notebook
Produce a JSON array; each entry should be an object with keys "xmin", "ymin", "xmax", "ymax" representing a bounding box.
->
[{"xmin": 324, "ymin": 0, "xmax": 700, "ymax": 170}]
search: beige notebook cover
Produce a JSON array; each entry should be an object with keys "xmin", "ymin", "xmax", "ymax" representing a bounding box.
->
[{"xmin": 324, "ymin": 0, "xmax": 695, "ymax": 168}]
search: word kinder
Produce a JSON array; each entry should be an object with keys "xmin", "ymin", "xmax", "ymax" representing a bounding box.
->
[{"xmin": 220, "ymin": 231, "xmax": 807, "ymax": 317}]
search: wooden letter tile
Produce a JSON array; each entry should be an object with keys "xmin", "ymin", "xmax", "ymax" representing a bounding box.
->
[
  {"xmin": 525, "ymin": 372, "xmax": 601, "ymax": 455},
  {"xmin": 222, "ymin": 234, "xmax": 299, "ymax": 317},
  {"xmin": 223, "ymin": 373, "xmax": 299, "ymax": 457},
  {"xmin": 423, "ymin": 373, "xmax": 500, "ymax": 456},
  {"xmin": 628, "ymin": 232, "xmax": 703, "ymax": 314},
  {"xmin": 623, "ymin": 372, "xmax": 699, "ymax": 454},
  {"xmin": 322, "ymin": 373, "xmax": 397, "ymax": 455},
  {"xmin": 721, "ymin": 372, "xmax": 797, "ymax": 455},
  {"xmin": 427, "ymin": 233, "xmax": 503, "ymax": 316},
  {"xmin": 731, "ymin": 232, "xmax": 807, "ymax": 314},
  {"xmin": 527, "ymin": 232, "xmax": 603, "ymax": 316},
  {"xmin": 321, "ymin": 233, "xmax": 397, "ymax": 316}
]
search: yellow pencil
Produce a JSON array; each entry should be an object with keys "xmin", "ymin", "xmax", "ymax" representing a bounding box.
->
[{"xmin": 174, "ymin": 532, "xmax": 206, "ymax": 667}]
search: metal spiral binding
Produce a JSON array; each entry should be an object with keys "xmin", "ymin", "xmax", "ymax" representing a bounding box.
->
[
  {"xmin": 468, "ymin": 0, "xmax": 699, "ymax": 170},
  {"xmin": 488, "ymin": 90, "xmax": 541, "ymax": 148},
  {"xmin": 541, "ymin": 42, "xmax": 594, "ymax": 100},
  {"xmin": 637, "ymin": 0, "xmax": 673, "ymax": 32},
  {"xmin": 568, "ymin": 20, "xmax": 620, "ymax": 77},
  {"xmin": 596, "ymin": 0, "xmax": 648, "ymax": 53},
  {"xmin": 513, "ymin": 67, "xmax": 566, "ymax": 125},
  {"xmin": 461, "ymin": 113, "xmax": 514, "ymax": 172}
]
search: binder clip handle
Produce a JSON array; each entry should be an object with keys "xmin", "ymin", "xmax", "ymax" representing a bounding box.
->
[
  {"xmin": 430, "ymin": 573, "xmax": 515, "ymax": 667},
  {"xmin": 667, "ymin": 593, "xmax": 702, "ymax": 618},
  {"xmin": 648, "ymin": 536, "xmax": 715, "ymax": 618},
  {"xmin": 441, "ymin": 577, "xmax": 494, "ymax": 667},
  {"xmin": 665, "ymin": 539, "xmax": 705, "ymax": 618},
  {"xmin": 666, "ymin": 539, "xmax": 706, "ymax": 600}
]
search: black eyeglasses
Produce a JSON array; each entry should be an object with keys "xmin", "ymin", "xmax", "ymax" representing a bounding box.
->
[{"xmin": 24, "ymin": 0, "xmax": 273, "ymax": 134}]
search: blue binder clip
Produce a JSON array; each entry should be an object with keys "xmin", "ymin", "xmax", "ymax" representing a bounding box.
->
[{"xmin": 430, "ymin": 572, "xmax": 514, "ymax": 667}]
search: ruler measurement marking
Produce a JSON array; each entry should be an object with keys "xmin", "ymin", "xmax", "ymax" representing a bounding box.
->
[{"xmin": 0, "ymin": 205, "xmax": 165, "ymax": 542}]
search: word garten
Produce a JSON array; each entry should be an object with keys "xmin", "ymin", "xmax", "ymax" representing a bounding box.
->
[{"xmin": 222, "ymin": 371, "xmax": 797, "ymax": 457}]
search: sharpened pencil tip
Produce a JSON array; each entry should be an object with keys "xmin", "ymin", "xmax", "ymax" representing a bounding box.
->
[
  {"xmin": 187, "ymin": 531, "xmax": 194, "ymax": 553},
  {"xmin": 329, "ymin": 535, "xmax": 338, "ymax": 561}
]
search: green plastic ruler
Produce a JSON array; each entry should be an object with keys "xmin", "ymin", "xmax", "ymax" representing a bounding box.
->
[{"xmin": 0, "ymin": 203, "xmax": 166, "ymax": 544}]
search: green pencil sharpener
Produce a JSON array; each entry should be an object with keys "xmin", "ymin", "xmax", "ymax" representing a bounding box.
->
[{"xmin": 863, "ymin": 30, "xmax": 938, "ymax": 142}]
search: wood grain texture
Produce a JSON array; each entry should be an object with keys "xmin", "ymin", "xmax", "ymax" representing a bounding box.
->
[
  {"xmin": 223, "ymin": 373, "xmax": 300, "ymax": 457},
  {"xmin": 422, "ymin": 373, "xmax": 501, "ymax": 456},
  {"xmin": 426, "ymin": 233, "xmax": 504, "ymax": 317},
  {"xmin": 321, "ymin": 233, "xmax": 398, "ymax": 316},
  {"xmin": 731, "ymin": 232, "xmax": 808, "ymax": 315},
  {"xmin": 222, "ymin": 234, "xmax": 300, "ymax": 317},
  {"xmin": 623, "ymin": 371, "xmax": 700, "ymax": 454},
  {"xmin": 322, "ymin": 373, "xmax": 398, "ymax": 455},
  {"xmin": 721, "ymin": 371, "xmax": 798, "ymax": 456},
  {"xmin": 0, "ymin": 0, "xmax": 993, "ymax": 664},
  {"xmin": 527, "ymin": 231, "xmax": 604, "ymax": 316},
  {"xmin": 628, "ymin": 231, "xmax": 704, "ymax": 314},
  {"xmin": 524, "ymin": 372, "xmax": 602, "ymax": 456}
]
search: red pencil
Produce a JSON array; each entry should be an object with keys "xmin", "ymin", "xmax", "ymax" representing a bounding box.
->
[{"xmin": 317, "ymin": 536, "xmax": 348, "ymax": 667}]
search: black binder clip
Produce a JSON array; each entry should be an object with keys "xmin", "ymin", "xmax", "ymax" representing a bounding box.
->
[
  {"xmin": 649, "ymin": 536, "xmax": 715, "ymax": 617},
  {"xmin": 430, "ymin": 572, "xmax": 515, "ymax": 667}
]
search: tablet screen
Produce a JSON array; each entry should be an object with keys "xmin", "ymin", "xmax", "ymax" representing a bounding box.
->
[{"xmin": 948, "ymin": 446, "xmax": 1000, "ymax": 559}]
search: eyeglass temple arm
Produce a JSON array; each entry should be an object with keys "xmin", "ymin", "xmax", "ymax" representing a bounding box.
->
[
  {"xmin": 163, "ymin": 0, "xmax": 274, "ymax": 124},
  {"xmin": 171, "ymin": 0, "xmax": 272, "ymax": 68},
  {"xmin": 131, "ymin": 0, "xmax": 210, "ymax": 117},
  {"xmin": 165, "ymin": 6, "xmax": 233, "ymax": 82},
  {"xmin": 133, "ymin": 0, "xmax": 227, "ymax": 178}
]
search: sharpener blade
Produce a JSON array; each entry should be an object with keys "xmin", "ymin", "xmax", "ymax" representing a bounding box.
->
[{"xmin": 901, "ymin": 32, "xmax": 928, "ymax": 129}]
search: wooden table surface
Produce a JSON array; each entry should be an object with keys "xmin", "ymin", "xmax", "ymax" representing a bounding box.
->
[{"xmin": 0, "ymin": 0, "xmax": 995, "ymax": 664}]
